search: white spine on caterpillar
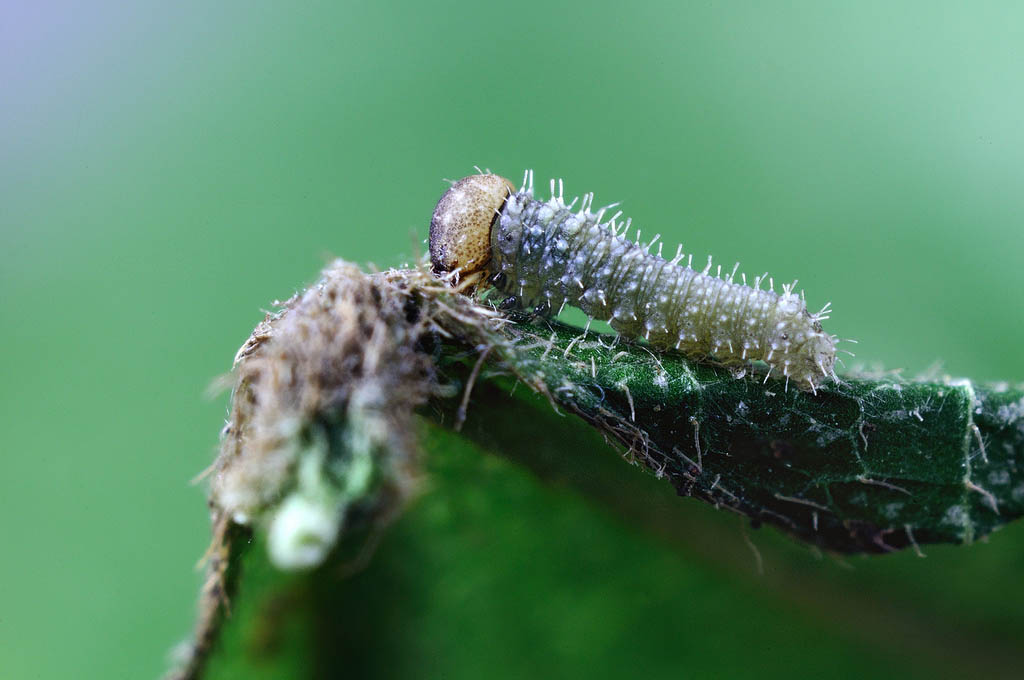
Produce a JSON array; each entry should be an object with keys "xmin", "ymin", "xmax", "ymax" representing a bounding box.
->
[{"xmin": 430, "ymin": 170, "xmax": 838, "ymax": 392}]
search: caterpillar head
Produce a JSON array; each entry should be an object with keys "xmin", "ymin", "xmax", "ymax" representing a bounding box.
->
[{"xmin": 429, "ymin": 173, "xmax": 516, "ymax": 283}]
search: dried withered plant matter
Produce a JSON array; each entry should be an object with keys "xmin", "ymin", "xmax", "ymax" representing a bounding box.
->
[
  {"xmin": 172, "ymin": 261, "xmax": 510, "ymax": 680},
  {"xmin": 211, "ymin": 260, "xmax": 508, "ymax": 566}
]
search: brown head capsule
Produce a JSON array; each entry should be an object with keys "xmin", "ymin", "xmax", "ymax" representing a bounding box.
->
[{"xmin": 429, "ymin": 173, "xmax": 516, "ymax": 280}]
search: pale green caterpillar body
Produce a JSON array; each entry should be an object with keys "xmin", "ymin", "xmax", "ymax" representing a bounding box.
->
[{"xmin": 430, "ymin": 170, "xmax": 838, "ymax": 391}]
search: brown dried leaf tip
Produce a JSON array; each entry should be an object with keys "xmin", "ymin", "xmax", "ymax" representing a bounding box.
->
[{"xmin": 209, "ymin": 260, "xmax": 506, "ymax": 570}]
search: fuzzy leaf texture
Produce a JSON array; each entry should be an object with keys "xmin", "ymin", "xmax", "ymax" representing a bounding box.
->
[{"xmin": 439, "ymin": 317, "xmax": 1023, "ymax": 553}]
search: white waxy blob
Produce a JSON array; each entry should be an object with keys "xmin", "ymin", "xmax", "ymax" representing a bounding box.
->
[{"xmin": 267, "ymin": 493, "xmax": 342, "ymax": 569}]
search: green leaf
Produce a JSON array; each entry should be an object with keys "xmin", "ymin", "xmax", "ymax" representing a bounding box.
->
[
  {"xmin": 171, "ymin": 265, "xmax": 1024, "ymax": 678},
  {"xmin": 437, "ymin": 317, "xmax": 1023, "ymax": 553},
  {"xmin": 179, "ymin": 415, "xmax": 1024, "ymax": 679}
]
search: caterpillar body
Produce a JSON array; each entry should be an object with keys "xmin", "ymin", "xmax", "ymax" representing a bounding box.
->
[{"xmin": 429, "ymin": 171, "xmax": 838, "ymax": 392}]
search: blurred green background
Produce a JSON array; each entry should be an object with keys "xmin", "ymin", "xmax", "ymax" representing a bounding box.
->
[{"xmin": 3, "ymin": 1, "xmax": 1024, "ymax": 678}]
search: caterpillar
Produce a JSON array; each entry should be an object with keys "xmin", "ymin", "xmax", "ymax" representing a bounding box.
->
[{"xmin": 429, "ymin": 170, "xmax": 838, "ymax": 392}]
